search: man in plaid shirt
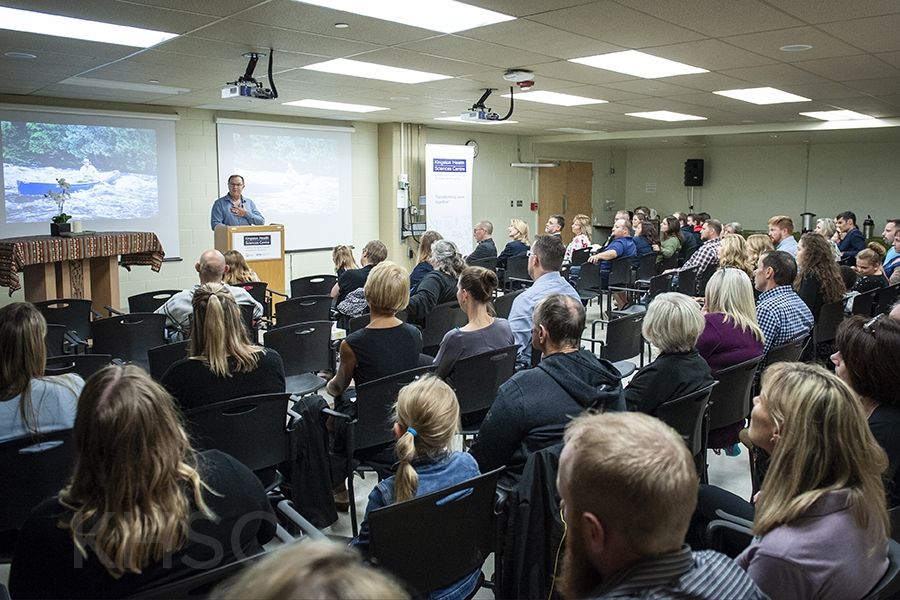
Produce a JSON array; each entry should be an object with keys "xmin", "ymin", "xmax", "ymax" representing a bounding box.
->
[
  {"xmin": 665, "ymin": 219, "xmax": 722, "ymax": 294},
  {"xmin": 753, "ymin": 250, "xmax": 813, "ymax": 353}
]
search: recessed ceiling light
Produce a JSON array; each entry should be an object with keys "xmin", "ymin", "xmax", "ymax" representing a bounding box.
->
[
  {"xmin": 390, "ymin": 96, "xmax": 409, "ymax": 101},
  {"xmin": 302, "ymin": 58, "xmax": 451, "ymax": 84},
  {"xmin": 434, "ymin": 116, "xmax": 518, "ymax": 124},
  {"xmin": 148, "ymin": 79, "xmax": 159, "ymax": 84},
  {"xmin": 0, "ymin": 7, "xmax": 177, "ymax": 48},
  {"xmin": 780, "ymin": 44, "xmax": 813, "ymax": 52},
  {"xmin": 713, "ymin": 87, "xmax": 810, "ymax": 105},
  {"xmin": 569, "ymin": 50, "xmax": 708, "ymax": 78},
  {"xmin": 799, "ymin": 109, "xmax": 874, "ymax": 121},
  {"xmin": 4, "ymin": 51, "xmax": 37, "ymax": 59},
  {"xmin": 334, "ymin": 22, "xmax": 349, "ymax": 28},
  {"xmin": 59, "ymin": 76, "xmax": 189, "ymax": 94},
  {"xmin": 548, "ymin": 127, "xmax": 601, "ymax": 134},
  {"xmin": 283, "ymin": 99, "xmax": 388, "ymax": 113},
  {"xmin": 625, "ymin": 111, "xmax": 707, "ymax": 122},
  {"xmin": 293, "ymin": 0, "xmax": 514, "ymax": 33},
  {"xmin": 500, "ymin": 90, "xmax": 607, "ymax": 107},
  {"xmin": 585, "ymin": 120, "xmax": 600, "ymax": 124}
]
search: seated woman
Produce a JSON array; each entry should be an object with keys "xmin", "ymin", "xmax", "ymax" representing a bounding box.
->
[
  {"xmin": 433, "ymin": 266, "xmax": 514, "ymax": 379},
  {"xmin": 564, "ymin": 213, "xmax": 592, "ymax": 263},
  {"xmin": 633, "ymin": 218, "xmax": 660, "ymax": 257},
  {"xmin": 718, "ymin": 234, "xmax": 755, "ymax": 278},
  {"xmin": 625, "ymin": 292, "xmax": 714, "ymax": 415},
  {"xmin": 223, "ymin": 249, "xmax": 259, "ymax": 284},
  {"xmin": 352, "ymin": 375, "xmax": 481, "ymax": 600},
  {"xmin": 406, "ymin": 240, "xmax": 465, "ymax": 326},
  {"xmin": 832, "ymin": 314, "xmax": 900, "ymax": 506},
  {"xmin": 814, "ymin": 217, "xmax": 843, "ymax": 262},
  {"xmin": 161, "ymin": 283, "xmax": 285, "ymax": 410},
  {"xmin": 658, "ymin": 216, "xmax": 683, "ymax": 264},
  {"xmin": 734, "ymin": 362, "xmax": 889, "ymax": 600},
  {"xmin": 795, "ymin": 232, "xmax": 846, "ymax": 320},
  {"xmin": 852, "ymin": 245, "xmax": 888, "ymax": 294},
  {"xmin": 0, "ymin": 302, "xmax": 83, "ymax": 442},
  {"xmin": 332, "ymin": 244, "xmax": 358, "ymax": 277},
  {"xmin": 496, "ymin": 218, "xmax": 529, "ymax": 269},
  {"xmin": 9, "ymin": 365, "xmax": 275, "ymax": 599},
  {"xmin": 410, "ymin": 230, "xmax": 442, "ymax": 292},
  {"xmin": 745, "ymin": 234, "xmax": 774, "ymax": 269}
]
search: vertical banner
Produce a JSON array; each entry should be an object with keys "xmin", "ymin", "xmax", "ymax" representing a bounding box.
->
[{"xmin": 425, "ymin": 144, "xmax": 474, "ymax": 256}]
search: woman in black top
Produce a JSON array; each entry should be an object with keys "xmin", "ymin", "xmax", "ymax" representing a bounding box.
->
[
  {"xmin": 852, "ymin": 246, "xmax": 889, "ymax": 294},
  {"xmin": 9, "ymin": 365, "xmax": 275, "ymax": 599},
  {"xmin": 795, "ymin": 232, "xmax": 846, "ymax": 320},
  {"xmin": 409, "ymin": 230, "xmax": 442, "ymax": 292},
  {"xmin": 496, "ymin": 218, "xmax": 530, "ymax": 269},
  {"xmin": 161, "ymin": 283, "xmax": 285, "ymax": 409},
  {"xmin": 406, "ymin": 239, "xmax": 465, "ymax": 326}
]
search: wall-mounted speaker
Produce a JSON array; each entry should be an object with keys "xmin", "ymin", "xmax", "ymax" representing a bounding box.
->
[{"xmin": 684, "ymin": 159, "xmax": 704, "ymax": 187}]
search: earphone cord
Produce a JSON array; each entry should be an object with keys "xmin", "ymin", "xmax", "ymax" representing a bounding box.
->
[{"xmin": 548, "ymin": 508, "xmax": 568, "ymax": 600}]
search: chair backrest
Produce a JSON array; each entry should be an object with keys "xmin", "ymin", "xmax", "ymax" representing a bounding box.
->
[
  {"xmin": 570, "ymin": 247, "xmax": 590, "ymax": 266},
  {"xmin": 421, "ymin": 302, "xmax": 467, "ymax": 350},
  {"xmin": 147, "ymin": 340, "xmax": 190, "ymax": 381},
  {"xmin": 235, "ymin": 281, "xmax": 269, "ymax": 306},
  {"xmin": 648, "ymin": 272, "xmax": 674, "ymax": 300},
  {"xmin": 184, "ymin": 392, "xmax": 294, "ymax": 473},
  {"xmin": 875, "ymin": 283, "xmax": 900, "ymax": 316},
  {"xmin": 504, "ymin": 255, "xmax": 530, "ymax": 283},
  {"xmin": 127, "ymin": 289, "xmax": 181, "ymax": 313},
  {"xmin": 33, "ymin": 298, "xmax": 93, "ymax": 340},
  {"xmin": 813, "ymin": 298, "xmax": 845, "ymax": 345},
  {"xmin": 45, "ymin": 354, "xmax": 113, "ymax": 380},
  {"xmin": 44, "ymin": 323, "xmax": 67, "ymax": 357},
  {"xmin": 290, "ymin": 274, "xmax": 337, "ymax": 298},
  {"xmin": 708, "ymin": 356, "xmax": 764, "ymax": 430},
  {"xmin": 263, "ymin": 321, "xmax": 333, "ymax": 377},
  {"xmin": 90, "ymin": 312, "xmax": 167, "ymax": 369},
  {"xmin": 852, "ymin": 287, "xmax": 879, "ymax": 317},
  {"xmin": 576, "ymin": 263, "xmax": 604, "ymax": 295},
  {"xmin": 468, "ymin": 256, "xmax": 497, "ymax": 271},
  {"xmin": 659, "ymin": 254, "xmax": 679, "ymax": 272},
  {"xmin": 601, "ymin": 312, "xmax": 644, "ymax": 363},
  {"xmin": 608, "ymin": 258, "xmax": 633, "ymax": 287},
  {"xmin": 656, "ymin": 382, "xmax": 717, "ymax": 457},
  {"xmin": 765, "ymin": 334, "xmax": 809, "ymax": 367},
  {"xmin": 676, "ymin": 266, "xmax": 700, "ymax": 296},
  {"xmin": 239, "ymin": 303, "xmax": 256, "ymax": 339},
  {"xmin": 451, "ymin": 346, "xmax": 518, "ymax": 419},
  {"xmin": 697, "ymin": 263, "xmax": 718, "ymax": 296},
  {"xmin": 0, "ymin": 429, "xmax": 75, "ymax": 531},
  {"xmin": 354, "ymin": 365, "xmax": 435, "ymax": 452},
  {"xmin": 636, "ymin": 253, "xmax": 657, "ymax": 280},
  {"xmin": 368, "ymin": 468, "xmax": 502, "ymax": 596},
  {"xmin": 348, "ymin": 313, "xmax": 371, "ymax": 333},
  {"xmin": 862, "ymin": 539, "xmax": 900, "ymax": 600},
  {"xmin": 130, "ymin": 550, "xmax": 263, "ymax": 599},
  {"xmin": 493, "ymin": 289, "xmax": 525, "ymax": 320},
  {"xmin": 276, "ymin": 295, "xmax": 333, "ymax": 327}
]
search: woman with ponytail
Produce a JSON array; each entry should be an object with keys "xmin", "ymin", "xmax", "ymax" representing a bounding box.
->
[
  {"xmin": 433, "ymin": 266, "xmax": 514, "ymax": 378},
  {"xmin": 352, "ymin": 375, "xmax": 481, "ymax": 600},
  {"xmin": 160, "ymin": 283, "xmax": 284, "ymax": 409}
]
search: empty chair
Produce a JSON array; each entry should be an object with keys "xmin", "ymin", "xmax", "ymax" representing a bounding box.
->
[
  {"xmin": 127, "ymin": 290, "xmax": 181, "ymax": 313},
  {"xmin": 33, "ymin": 298, "xmax": 93, "ymax": 347},
  {"xmin": 147, "ymin": 340, "xmax": 190, "ymax": 381},
  {"xmin": 45, "ymin": 354, "xmax": 113, "ymax": 380},
  {"xmin": 570, "ymin": 247, "xmax": 591, "ymax": 266},
  {"xmin": 575, "ymin": 263, "xmax": 605, "ymax": 306},
  {"xmin": 586, "ymin": 311, "xmax": 645, "ymax": 366},
  {"xmin": 421, "ymin": 302, "xmax": 467, "ymax": 356},
  {"xmin": 450, "ymin": 345, "xmax": 517, "ymax": 433},
  {"xmin": 676, "ymin": 265, "xmax": 700, "ymax": 296},
  {"xmin": 647, "ymin": 272, "xmax": 674, "ymax": 301},
  {"xmin": 275, "ymin": 295, "xmax": 333, "ymax": 327},
  {"xmin": 290, "ymin": 274, "xmax": 337, "ymax": 298},
  {"xmin": 503, "ymin": 254, "xmax": 531, "ymax": 291},
  {"xmin": 263, "ymin": 321, "xmax": 330, "ymax": 396},
  {"xmin": 89, "ymin": 312, "xmax": 167, "ymax": 371},
  {"xmin": 467, "ymin": 256, "xmax": 497, "ymax": 271},
  {"xmin": 494, "ymin": 288, "xmax": 525, "ymax": 320},
  {"xmin": 44, "ymin": 323, "xmax": 67, "ymax": 357}
]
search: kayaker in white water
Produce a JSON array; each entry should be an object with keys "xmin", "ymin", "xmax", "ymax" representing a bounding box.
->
[{"xmin": 79, "ymin": 158, "xmax": 100, "ymax": 181}]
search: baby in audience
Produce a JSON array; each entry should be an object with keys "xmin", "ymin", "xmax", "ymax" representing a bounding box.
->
[{"xmin": 352, "ymin": 375, "xmax": 480, "ymax": 600}]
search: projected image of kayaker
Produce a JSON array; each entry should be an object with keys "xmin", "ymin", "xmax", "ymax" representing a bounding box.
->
[
  {"xmin": 79, "ymin": 158, "xmax": 100, "ymax": 181},
  {"xmin": 210, "ymin": 174, "xmax": 265, "ymax": 230}
]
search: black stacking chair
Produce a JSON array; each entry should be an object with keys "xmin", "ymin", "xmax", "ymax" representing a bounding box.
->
[
  {"xmin": 290, "ymin": 274, "xmax": 337, "ymax": 298},
  {"xmin": 502, "ymin": 255, "xmax": 531, "ymax": 291},
  {"xmin": 875, "ymin": 282, "xmax": 900, "ymax": 315},
  {"xmin": 585, "ymin": 311, "xmax": 645, "ymax": 367},
  {"xmin": 852, "ymin": 287, "xmax": 879, "ymax": 317},
  {"xmin": 276, "ymin": 295, "xmax": 333, "ymax": 327},
  {"xmin": 570, "ymin": 247, "xmax": 591, "ymax": 266},
  {"xmin": 235, "ymin": 281, "xmax": 272, "ymax": 326},
  {"xmin": 347, "ymin": 313, "xmax": 371, "ymax": 333},
  {"xmin": 147, "ymin": 340, "xmax": 190, "ymax": 381},
  {"xmin": 449, "ymin": 345, "xmax": 518, "ymax": 437},
  {"xmin": 421, "ymin": 302, "xmax": 467, "ymax": 357},
  {"xmin": 127, "ymin": 290, "xmax": 181, "ymax": 313},
  {"xmin": 90, "ymin": 312, "xmax": 167, "ymax": 371},
  {"xmin": 812, "ymin": 299, "xmax": 845, "ymax": 347},
  {"xmin": 576, "ymin": 263, "xmax": 604, "ymax": 306},
  {"xmin": 647, "ymin": 272, "xmax": 674, "ymax": 301},
  {"xmin": 696, "ymin": 263, "xmax": 718, "ymax": 296},
  {"xmin": 263, "ymin": 321, "xmax": 331, "ymax": 396},
  {"xmin": 656, "ymin": 382, "xmax": 717, "ymax": 477},
  {"xmin": 675, "ymin": 266, "xmax": 700, "ymax": 296},
  {"xmin": 33, "ymin": 298, "xmax": 94, "ymax": 350},
  {"xmin": 493, "ymin": 289, "xmax": 525, "ymax": 320},
  {"xmin": 467, "ymin": 256, "xmax": 497, "ymax": 271},
  {"xmin": 44, "ymin": 323, "xmax": 67, "ymax": 357},
  {"xmin": 45, "ymin": 354, "xmax": 113, "ymax": 380}
]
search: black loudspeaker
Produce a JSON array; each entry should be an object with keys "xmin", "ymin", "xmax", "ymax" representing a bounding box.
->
[{"xmin": 684, "ymin": 159, "xmax": 704, "ymax": 187}]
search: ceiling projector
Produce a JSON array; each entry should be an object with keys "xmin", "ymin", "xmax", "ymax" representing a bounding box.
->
[{"xmin": 222, "ymin": 51, "xmax": 278, "ymax": 100}]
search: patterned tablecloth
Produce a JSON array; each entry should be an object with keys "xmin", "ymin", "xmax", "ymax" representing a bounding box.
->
[{"xmin": 0, "ymin": 231, "xmax": 165, "ymax": 295}]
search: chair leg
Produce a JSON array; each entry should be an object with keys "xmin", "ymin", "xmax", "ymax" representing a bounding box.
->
[{"xmin": 348, "ymin": 471, "xmax": 359, "ymax": 538}]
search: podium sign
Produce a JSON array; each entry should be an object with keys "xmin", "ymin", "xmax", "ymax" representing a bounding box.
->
[
  {"xmin": 232, "ymin": 231, "xmax": 282, "ymax": 261},
  {"xmin": 214, "ymin": 224, "xmax": 285, "ymax": 294}
]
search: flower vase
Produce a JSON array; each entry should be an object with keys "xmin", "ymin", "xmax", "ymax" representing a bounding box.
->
[{"xmin": 51, "ymin": 222, "xmax": 71, "ymax": 236}]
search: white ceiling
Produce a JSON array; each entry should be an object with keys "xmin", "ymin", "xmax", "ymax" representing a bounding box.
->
[{"xmin": 3, "ymin": 0, "xmax": 900, "ymax": 144}]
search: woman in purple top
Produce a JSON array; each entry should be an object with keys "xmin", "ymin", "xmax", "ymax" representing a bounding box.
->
[
  {"xmin": 736, "ymin": 362, "xmax": 889, "ymax": 600},
  {"xmin": 433, "ymin": 266, "xmax": 514, "ymax": 379}
]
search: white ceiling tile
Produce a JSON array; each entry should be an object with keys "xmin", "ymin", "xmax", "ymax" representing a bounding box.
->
[
  {"xmin": 617, "ymin": 0, "xmax": 803, "ymax": 36},
  {"xmin": 0, "ymin": 0, "xmax": 216, "ymax": 33},
  {"xmin": 397, "ymin": 35, "xmax": 558, "ymax": 70},
  {"xmin": 643, "ymin": 39, "xmax": 774, "ymax": 71},
  {"xmin": 461, "ymin": 20, "xmax": 620, "ymax": 59},
  {"xmin": 723, "ymin": 26, "xmax": 864, "ymax": 62},
  {"xmin": 795, "ymin": 55, "xmax": 900, "ymax": 82},
  {"xmin": 819, "ymin": 14, "xmax": 900, "ymax": 53},
  {"xmin": 768, "ymin": 0, "xmax": 900, "ymax": 24},
  {"xmin": 721, "ymin": 63, "xmax": 831, "ymax": 85}
]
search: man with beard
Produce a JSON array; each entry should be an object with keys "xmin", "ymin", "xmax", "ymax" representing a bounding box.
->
[{"xmin": 556, "ymin": 412, "xmax": 761, "ymax": 599}]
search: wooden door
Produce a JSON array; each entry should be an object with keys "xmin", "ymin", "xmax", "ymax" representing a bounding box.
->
[
  {"xmin": 538, "ymin": 162, "xmax": 567, "ymax": 243},
  {"xmin": 538, "ymin": 160, "xmax": 593, "ymax": 245}
]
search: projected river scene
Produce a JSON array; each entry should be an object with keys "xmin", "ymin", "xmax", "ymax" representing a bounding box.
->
[{"xmin": 2, "ymin": 121, "xmax": 159, "ymax": 223}]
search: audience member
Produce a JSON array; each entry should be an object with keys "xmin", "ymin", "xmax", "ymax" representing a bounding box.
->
[
  {"xmin": 545, "ymin": 214, "xmax": 564, "ymax": 236},
  {"xmin": 625, "ymin": 292, "xmax": 714, "ymax": 415},
  {"xmin": 496, "ymin": 219, "xmax": 529, "ymax": 269},
  {"xmin": 724, "ymin": 221, "xmax": 743, "ymax": 235},
  {"xmin": 508, "ymin": 235, "xmax": 579, "ymax": 364},
  {"xmin": 718, "ymin": 233, "xmax": 755, "ymax": 277},
  {"xmin": 633, "ymin": 205, "xmax": 651, "ymax": 219},
  {"xmin": 834, "ymin": 210, "xmax": 867, "ymax": 262},
  {"xmin": 630, "ymin": 212, "xmax": 644, "ymax": 232},
  {"xmin": 222, "ymin": 249, "xmax": 259, "ymax": 284},
  {"xmin": 219, "ymin": 540, "xmax": 408, "ymax": 600},
  {"xmin": 155, "ymin": 249, "xmax": 263, "ymax": 341},
  {"xmin": 9, "ymin": 365, "xmax": 276, "ymax": 599},
  {"xmin": 352, "ymin": 376, "xmax": 481, "ymax": 599},
  {"xmin": 882, "ymin": 219, "xmax": 900, "ymax": 267},
  {"xmin": 634, "ymin": 219, "xmax": 660, "ymax": 256},
  {"xmin": 470, "ymin": 294, "xmax": 623, "ymax": 488},
  {"xmin": 795, "ymin": 232, "xmax": 846, "ymax": 319},
  {"xmin": 586, "ymin": 218, "xmax": 637, "ymax": 290},
  {"xmin": 753, "ymin": 251, "xmax": 813, "ymax": 354},
  {"xmin": 659, "ymin": 216, "xmax": 683, "ymax": 264},
  {"xmin": 677, "ymin": 212, "xmax": 699, "ymax": 259},
  {"xmin": 564, "ymin": 213, "xmax": 592, "ymax": 263},
  {"xmin": 886, "ymin": 228, "xmax": 900, "ymax": 280},
  {"xmin": 410, "ymin": 230, "xmax": 442, "ymax": 292},
  {"xmin": 892, "ymin": 300, "xmax": 900, "ymax": 320},
  {"xmin": 814, "ymin": 217, "xmax": 842, "ymax": 261},
  {"xmin": 331, "ymin": 240, "xmax": 387, "ymax": 304},
  {"xmin": 467, "ymin": 220, "xmax": 497, "ymax": 262},
  {"xmin": 666, "ymin": 219, "xmax": 723, "ymax": 294},
  {"xmin": 407, "ymin": 239, "xmax": 465, "ymax": 326},
  {"xmin": 161, "ymin": 283, "xmax": 285, "ymax": 410},
  {"xmin": 557, "ymin": 412, "xmax": 761, "ymax": 600},
  {"xmin": 767, "ymin": 215, "xmax": 797, "ymax": 257},
  {"xmin": 0, "ymin": 302, "xmax": 83, "ymax": 442},
  {"xmin": 433, "ymin": 266, "xmax": 514, "ymax": 378},
  {"xmin": 745, "ymin": 234, "xmax": 774, "ymax": 269},
  {"xmin": 331, "ymin": 244, "xmax": 358, "ymax": 276},
  {"xmin": 852, "ymin": 246, "xmax": 889, "ymax": 294}
]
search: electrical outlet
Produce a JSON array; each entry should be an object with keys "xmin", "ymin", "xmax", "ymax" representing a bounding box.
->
[
  {"xmin": 516, "ymin": 200, "xmax": 523, "ymax": 207},
  {"xmin": 510, "ymin": 200, "xmax": 514, "ymax": 207}
]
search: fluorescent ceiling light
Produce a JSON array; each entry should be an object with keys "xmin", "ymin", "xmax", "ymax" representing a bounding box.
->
[
  {"xmin": 569, "ymin": 50, "xmax": 707, "ymax": 78},
  {"xmin": 548, "ymin": 127, "xmax": 602, "ymax": 134},
  {"xmin": 501, "ymin": 90, "xmax": 607, "ymax": 107},
  {"xmin": 292, "ymin": 0, "xmax": 514, "ymax": 33},
  {"xmin": 59, "ymin": 77, "xmax": 189, "ymax": 95},
  {"xmin": 302, "ymin": 58, "xmax": 451, "ymax": 84},
  {"xmin": 434, "ymin": 116, "xmax": 518, "ymax": 124},
  {"xmin": 283, "ymin": 99, "xmax": 388, "ymax": 113},
  {"xmin": 713, "ymin": 87, "xmax": 810, "ymax": 105},
  {"xmin": 625, "ymin": 111, "xmax": 707, "ymax": 122},
  {"xmin": 799, "ymin": 109, "xmax": 874, "ymax": 121},
  {"xmin": 0, "ymin": 7, "xmax": 178, "ymax": 48}
]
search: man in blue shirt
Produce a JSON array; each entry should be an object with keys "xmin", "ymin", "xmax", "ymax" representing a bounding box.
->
[
  {"xmin": 753, "ymin": 250, "xmax": 813, "ymax": 354},
  {"xmin": 834, "ymin": 211, "xmax": 866, "ymax": 263},
  {"xmin": 507, "ymin": 235, "xmax": 580, "ymax": 365},
  {"xmin": 210, "ymin": 174, "xmax": 265, "ymax": 230},
  {"xmin": 767, "ymin": 215, "xmax": 797, "ymax": 257},
  {"xmin": 882, "ymin": 219, "xmax": 899, "ymax": 267},
  {"xmin": 587, "ymin": 218, "xmax": 636, "ymax": 289}
]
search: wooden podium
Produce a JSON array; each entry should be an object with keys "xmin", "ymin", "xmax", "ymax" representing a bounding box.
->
[{"xmin": 214, "ymin": 224, "xmax": 285, "ymax": 294}]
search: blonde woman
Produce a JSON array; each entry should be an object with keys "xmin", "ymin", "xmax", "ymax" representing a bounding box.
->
[
  {"xmin": 352, "ymin": 375, "xmax": 480, "ymax": 600},
  {"xmin": 497, "ymin": 218, "xmax": 529, "ymax": 269},
  {"xmin": 564, "ymin": 213, "xmax": 592, "ymax": 262},
  {"xmin": 718, "ymin": 234, "xmax": 755, "ymax": 277},
  {"xmin": 815, "ymin": 217, "xmax": 843, "ymax": 261},
  {"xmin": 9, "ymin": 365, "xmax": 275, "ymax": 598},
  {"xmin": 160, "ymin": 283, "xmax": 284, "ymax": 410},
  {"xmin": 745, "ymin": 234, "xmax": 774, "ymax": 268},
  {"xmin": 410, "ymin": 230, "xmax": 443, "ymax": 291},
  {"xmin": 331, "ymin": 244, "xmax": 358, "ymax": 276},
  {"xmin": 223, "ymin": 250, "xmax": 259, "ymax": 284},
  {"xmin": 0, "ymin": 302, "xmax": 83, "ymax": 442}
]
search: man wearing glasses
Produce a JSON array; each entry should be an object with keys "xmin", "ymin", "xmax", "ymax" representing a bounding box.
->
[
  {"xmin": 466, "ymin": 220, "xmax": 497, "ymax": 262},
  {"xmin": 210, "ymin": 174, "xmax": 265, "ymax": 230}
]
